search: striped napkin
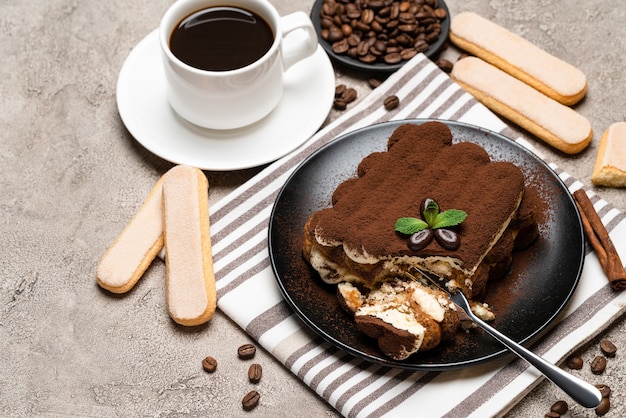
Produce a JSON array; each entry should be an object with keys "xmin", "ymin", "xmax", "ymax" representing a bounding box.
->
[{"xmin": 207, "ymin": 53, "xmax": 626, "ymax": 417}]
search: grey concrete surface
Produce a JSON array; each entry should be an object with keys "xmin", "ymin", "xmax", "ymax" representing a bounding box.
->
[{"xmin": 1, "ymin": 0, "xmax": 625, "ymax": 416}]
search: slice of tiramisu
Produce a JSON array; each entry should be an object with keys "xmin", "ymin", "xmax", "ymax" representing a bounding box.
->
[{"xmin": 303, "ymin": 121, "xmax": 539, "ymax": 359}]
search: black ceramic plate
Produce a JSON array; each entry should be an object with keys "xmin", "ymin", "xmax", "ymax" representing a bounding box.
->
[
  {"xmin": 310, "ymin": 0, "xmax": 450, "ymax": 74},
  {"xmin": 268, "ymin": 119, "xmax": 584, "ymax": 370}
]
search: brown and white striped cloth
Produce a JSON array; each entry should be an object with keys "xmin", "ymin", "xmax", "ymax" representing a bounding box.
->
[{"xmin": 208, "ymin": 54, "xmax": 626, "ymax": 417}]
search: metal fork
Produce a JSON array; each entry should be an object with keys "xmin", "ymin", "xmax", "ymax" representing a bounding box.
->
[{"xmin": 410, "ymin": 267, "xmax": 602, "ymax": 409}]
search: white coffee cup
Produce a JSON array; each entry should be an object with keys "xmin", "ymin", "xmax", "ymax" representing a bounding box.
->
[{"xmin": 159, "ymin": 0, "xmax": 318, "ymax": 130}]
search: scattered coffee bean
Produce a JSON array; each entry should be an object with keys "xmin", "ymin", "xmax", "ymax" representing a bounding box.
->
[
  {"xmin": 341, "ymin": 87, "xmax": 358, "ymax": 103},
  {"xmin": 248, "ymin": 363, "xmax": 263, "ymax": 383},
  {"xmin": 335, "ymin": 84, "xmax": 347, "ymax": 97},
  {"xmin": 595, "ymin": 383, "xmax": 611, "ymax": 398},
  {"xmin": 550, "ymin": 400, "xmax": 568, "ymax": 415},
  {"xmin": 319, "ymin": 0, "xmax": 447, "ymax": 66},
  {"xmin": 544, "ymin": 412, "xmax": 559, "ymax": 418},
  {"xmin": 590, "ymin": 355, "xmax": 607, "ymax": 374},
  {"xmin": 368, "ymin": 78, "xmax": 382, "ymax": 89},
  {"xmin": 242, "ymin": 390, "xmax": 261, "ymax": 411},
  {"xmin": 566, "ymin": 355, "xmax": 583, "ymax": 369},
  {"xmin": 238, "ymin": 343, "xmax": 257, "ymax": 360},
  {"xmin": 333, "ymin": 85, "xmax": 358, "ymax": 110},
  {"xmin": 201, "ymin": 355, "xmax": 218, "ymax": 373},
  {"xmin": 434, "ymin": 57, "xmax": 453, "ymax": 73},
  {"xmin": 599, "ymin": 339, "xmax": 617, "ymax": 357},
  {"xmin": 383, "ymin": 95, "xmax": 399, "ymax": 110},
  {"xmin": 333, "ymin": 98, "xmax": 347, "ymax": 110},
  {"xmin": 595, "ymin": 397, "xmax": 610, "ymax": 416}
]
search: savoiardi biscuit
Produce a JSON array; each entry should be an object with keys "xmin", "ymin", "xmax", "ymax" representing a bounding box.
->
[
  {"xmin": 450, "ymin": 11, "xmax": 587, "ymax": 106},
  {"xmin": 592, "ymin": 122, "xmax": 626, "ymax": 188},
  {"xmin": 96, "ymin": 176, "xmax": 164, "ymax": 294},
  {"xmin": 162, "ymin": 165, "xmax": 217, "ymax": 326},
  {"xmin": 451, "ymin": 56, "xmax": 592, "ymax": 154}
]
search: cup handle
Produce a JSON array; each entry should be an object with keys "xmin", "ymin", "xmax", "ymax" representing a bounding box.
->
[{"xmin": 280, "ymin": 12, "xmax": 319, "ymax": 71}]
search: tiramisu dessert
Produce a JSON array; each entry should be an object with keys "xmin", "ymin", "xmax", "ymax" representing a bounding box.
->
[{"xmin": 303, "ymin": 121, "xmax": 539, "ymax": 360}]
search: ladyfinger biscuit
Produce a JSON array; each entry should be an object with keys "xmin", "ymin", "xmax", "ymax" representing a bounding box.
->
[
  {"xmin": 162, "ymin": 165, "xmax": 216, "ymax": 326},
  {"xmin": 96, "ymin": 177, "xmax": 164, "ymax": 294},
  {"xmin": 592, "ymin": 122, "xmax": 626, "ymax": 187},
  {"xmin": 450, "ymin": 12, "xmax": 587, "ymax": 106},
  {"xmin": 451, "ymin": 57, "xmax": 592, "ymax": 154}
]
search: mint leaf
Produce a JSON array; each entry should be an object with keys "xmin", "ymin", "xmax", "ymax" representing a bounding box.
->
[
  {"xmin": 431, "ymin": 209, "xmax": 467, "ymax": 229},
  {"xmin": 423, "ymin": 200, "xmax": 439, "ymax": 226},
  {"xmin": 395, "ymin": 217, "xmax": 429, "ymax": 234}
]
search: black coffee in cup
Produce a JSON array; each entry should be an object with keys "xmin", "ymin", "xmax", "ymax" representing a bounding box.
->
[{"xmin": 169, "ymin": 6, "xmax": 274, "ymax": 71}]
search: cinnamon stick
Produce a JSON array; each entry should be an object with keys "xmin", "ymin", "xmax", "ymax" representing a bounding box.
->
[{"xmin": 573, "ymin": 189, "xmax": 626, "ymax": 291}]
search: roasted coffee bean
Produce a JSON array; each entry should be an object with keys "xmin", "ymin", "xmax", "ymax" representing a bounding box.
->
[
  {"xmin": 425, "ymin": 30, "xmax": 440, "ymax": 43},
  {"xmin": 370, "ymin": 45, "xmax": 383, "ymax": 57},
  {"xmin": 335, "ymin": 84, "xmax": 346, "ymax": 97},
  {"xmin": 383, "ymin": 95, "xmax": 400, "ymax": 110},
  {"xmin": 319, "ymin": 0, "xmax": 446, "ymax": 65},
  {"xmin": 398, "ymin": 24, "xmax": 417, "ymax": 33},
  {"xmin": 320, "ymin": 18, "xmax": 333, "ymax": 29},
  {"xmin": 333, "ymin": 99, "xmax": 347, "ymax": 110},
  {"xmin": 566, "ymin": 355, "xmax": 583, "ymax": 369},
  {"xmin": 400, "ymin": 48, "xmax": 417, "ymax": 60},
  {"xmin": 242, "ymin": 390, "xmax": 261, "ymax": 411},
  {"xmin": 595, "ymin": 397, "xmax": 610, "ymax": 416},
  {"xmin": 341, "ymin": 87, "xmax": 357, "ymax": 103},
  {"xmin": 368, "ymin": 78, "xmax": 382, "ymax": 89},
  {"xmin": 347, "ymin": 33, "xmax": 361, "ymax": 46},
  {"xmin": 359, "ymin": 53, "xmax": 377, "ymax": 63},
  {"xmin": 368, "ymin": 0, "xmax": 385, "ymax": 10},
  {"xmin": 595, "ymin": 383, "xmax": 612, "ymax": 398},
  {"xmin": 356, "ymin": 41, "xmax": 370, "ymax": 56},
  {"xmin": 599, "ymin": 339, "xmax": 617, "ymax": 357},
  {"xmin": 544, "ymin": 412, "xmax": 559, "ymax": 418},
  {"xmin": 590, "ymin": 355, "xmax": 607, "ymax": 374},
  {"xmin": 332, "ymin": 39, "xmax": 350, "ymax": 54},
  {"xmin": 374, "ymin": 40, "xmax": 387, "ymax": 53},
  {"xmin": 384, "ymin": 52, "xmax": 402, "ymax": 64},
  {"xmin": 435, "ymin": 58, "xmax": 453, "ymax": 73},
  {"xmin": 346, "ymin": 4, "xmax": 360, "ymax": 19},
  {"xmin": 433, "ymin": 8, "xmax": 447, "ymax": 20},
  {"xmin": 237, "ymin": 343, "xmax": 257, "ymax": 359},
  {"xmin": 201, "ymin": 355, "xmax": 218, "ymax": 373},
  {"xmin": 395, "ymin": 33, "xmax": 413, "ymax": 46},
  {"xmin": 248, "ymin": 363, "xmax": 263, "ymax": 383},
  {"xmin": 414, "ymin": 39, "xmax": 429, "ymax": 53},
  {"xmin": 327, "ymin": 26, "xmax": 344, "ymax": 42},
  {"xmin": 550, "ymin": 400, "xmax": 568, "ymax": 414},
  {"xmin": 361, "ymin": 9, "xmax": 375, "ymax": 24}
]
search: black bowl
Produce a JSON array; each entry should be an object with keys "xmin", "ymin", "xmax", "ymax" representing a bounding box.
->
[{"xmin": 310, "ymin": 0, "xmax": 451, "ymax": 74}]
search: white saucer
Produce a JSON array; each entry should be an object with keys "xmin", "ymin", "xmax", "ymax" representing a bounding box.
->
[{"xmin": 116, "ymin": 30, "xmax": 335, "ymax": 171}]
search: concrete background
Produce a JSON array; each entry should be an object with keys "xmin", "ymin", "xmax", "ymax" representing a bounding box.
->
[{"xmin": 1, "ymin": 0, "xmax": 625, "ymax": 416}]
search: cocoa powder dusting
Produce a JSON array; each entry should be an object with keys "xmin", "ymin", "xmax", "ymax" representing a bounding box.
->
[{"xmin": 314, "ymin": 122, "xmax": 526, "ymax": 269}]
